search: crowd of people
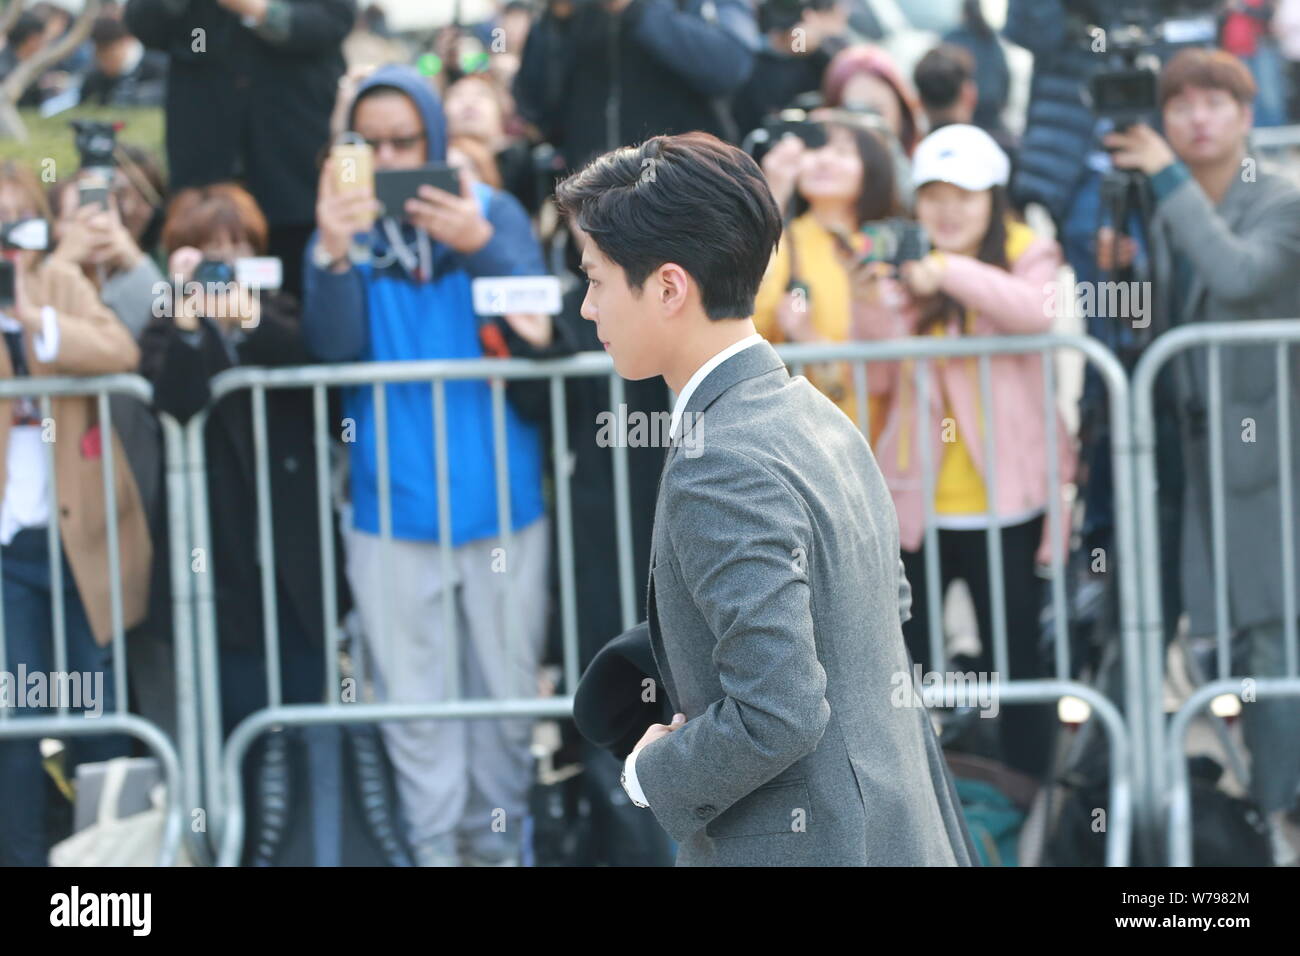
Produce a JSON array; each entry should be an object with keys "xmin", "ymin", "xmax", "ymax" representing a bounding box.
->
[{"xmin": 0, "ymin": 0, "xmax": 1298, "ymax": 868}]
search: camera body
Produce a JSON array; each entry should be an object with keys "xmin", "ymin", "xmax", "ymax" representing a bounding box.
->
[
  {"xmin": 859, "ymin": 218, "xmax": 930, "ymax": 268},
  {"xmin": 1078, "ymin": 0, "xmax": 1222, "ymax": 128}
]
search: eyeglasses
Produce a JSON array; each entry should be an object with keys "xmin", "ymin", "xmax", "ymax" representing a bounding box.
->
[{"xmin": 361, "ymin": 133, "xmax": 425, "ymax": 153}]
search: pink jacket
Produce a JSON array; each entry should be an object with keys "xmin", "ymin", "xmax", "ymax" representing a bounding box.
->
[{"xmin": 853, "ymin": 236, "xmax": 1077, "ymax": 565}]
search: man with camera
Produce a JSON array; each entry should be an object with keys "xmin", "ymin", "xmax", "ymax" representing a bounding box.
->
[{"xmin": 1105, "ymin": 47, "xmax": 1300, "ymax": 865}]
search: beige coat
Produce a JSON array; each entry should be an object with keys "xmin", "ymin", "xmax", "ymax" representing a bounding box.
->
[{"xmin": 0, "ymin": 257, "xmax": 151, "ymax": 645}]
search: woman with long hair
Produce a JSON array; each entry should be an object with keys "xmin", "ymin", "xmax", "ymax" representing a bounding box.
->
[
  {"xmin": 754, "ymin": 115, "xmax": 902, "ymax": 437},
  {"xmin": 853, "ymin": 125, "xmax": 1076, "ymax": 781},
  {"xmin": 0, "ymin": 159, "xmax": 148, "ymax": 865}
]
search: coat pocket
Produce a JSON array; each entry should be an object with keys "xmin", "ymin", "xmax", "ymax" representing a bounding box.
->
[{"xmin": 705, "ymin": 779, "xmax": 812, "ymax": 840}]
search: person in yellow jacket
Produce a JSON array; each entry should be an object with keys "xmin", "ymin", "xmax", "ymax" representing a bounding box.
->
[{"xmin": 754, "ymin": 115, "xmax": 902, "ymax": 440}]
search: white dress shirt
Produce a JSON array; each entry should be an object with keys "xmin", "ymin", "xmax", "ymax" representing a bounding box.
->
[{"xmin": 623, "ymin": 332, "xmax": 765, "ymax": 808}]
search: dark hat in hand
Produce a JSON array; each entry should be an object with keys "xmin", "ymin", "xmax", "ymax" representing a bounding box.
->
[{"xmin": 573, "ymin": 621, "xmax": 674, "ymax": 761}]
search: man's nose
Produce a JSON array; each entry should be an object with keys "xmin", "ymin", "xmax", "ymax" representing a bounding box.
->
[{"xmin": 579, "ymin": 291, "xmax": 596, "ymax": 322}]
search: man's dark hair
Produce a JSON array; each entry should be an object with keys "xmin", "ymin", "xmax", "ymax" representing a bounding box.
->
[
  {"xmin": 913, "ymin": 45, "xmax": 975, "ymax": 112},
  {"xmin": 554, "ymin": 132, "xmax": 783, "ymax": 320},
  {"xmin": 91, "ymin": 15, "xmax": 130, "ymax": 49}
]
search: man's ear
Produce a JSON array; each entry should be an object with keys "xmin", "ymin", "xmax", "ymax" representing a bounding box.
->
[{"xmin": 656, "ymin": 262, "xmax": 690, "ymax": 314}]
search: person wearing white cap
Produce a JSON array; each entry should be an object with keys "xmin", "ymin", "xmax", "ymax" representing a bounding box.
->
[{"xmin": 845, "ymin": 123, "xmax": 1076, "ymax": 782}]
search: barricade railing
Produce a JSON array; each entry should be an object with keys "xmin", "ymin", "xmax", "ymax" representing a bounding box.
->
[
  {"xmin": 184, "ymin": 353, "xmax": 617, "ymax": 865},
  {"xmin": 0, "ymin": 373, "xmax": 188, "ymax": 867},
  {"xmin": 181, "ymin": 335, "xmax": 1138, "ymax": 867},
  {"xmin": 1132, "ymin": 319, "xmax": 1300, "ymax": 866},
  {"xmin": 779, "ymin": 336, "xmax": 1139, "ymax": 866},
  {"xmin": 21, "ymin": 324, "xmax": 1300, "ymax": 866}
]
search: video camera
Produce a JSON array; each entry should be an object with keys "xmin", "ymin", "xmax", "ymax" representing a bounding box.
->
[{"xmin": 1076, "ymin": 0, "xmax": 1222, "ymax": 128}]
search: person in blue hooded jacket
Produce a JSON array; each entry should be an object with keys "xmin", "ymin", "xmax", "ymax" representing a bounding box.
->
[{"xmin": 302, "ymin": 65, "xmax": 549, "ymax": 867}]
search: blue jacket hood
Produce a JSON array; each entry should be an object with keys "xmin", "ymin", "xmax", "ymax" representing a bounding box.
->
[{"xmin": 348, "ymin": 64, "xmax": 447, "ymax": 163}]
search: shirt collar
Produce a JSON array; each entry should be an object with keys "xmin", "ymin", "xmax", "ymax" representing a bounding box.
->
[{"xmin": 668, "ymin": 333, "xmax": 764, "ymax": 442}]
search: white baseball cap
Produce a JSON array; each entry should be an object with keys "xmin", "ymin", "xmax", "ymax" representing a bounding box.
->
[{"xmin": 911, "ymin": 124, "xmax": 1010, "ymax": 192}]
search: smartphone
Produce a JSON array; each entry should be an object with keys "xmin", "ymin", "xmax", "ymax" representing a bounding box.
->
[
  {"xmin": 330, "ymin": 141, "xmax": 376, "ymax": 231},
  {"xmin": 332, "ymin": 141, "xmax": 374, "ymax": 194},
  {"xmin": 78, "ymin": 170, "xmax": 111, "ymax": 210},
  {"xmin": 374, "ymin": 164, "xmax": 461, "ymax": 220}
]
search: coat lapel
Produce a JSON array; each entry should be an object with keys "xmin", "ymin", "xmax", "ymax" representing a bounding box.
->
[{"xmin": 641, "ymin": 340, "xmax": 789, "ymax": 715}]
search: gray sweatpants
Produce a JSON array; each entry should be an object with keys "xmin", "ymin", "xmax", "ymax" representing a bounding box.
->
[{"xmin": 345, "ymin": 517, "xmax": 550, "ymax": 857}]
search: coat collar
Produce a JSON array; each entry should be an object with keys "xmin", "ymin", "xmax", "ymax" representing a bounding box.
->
[{"xmin": 670, "ymin": 337, "xmax": 787, "ymax": 452}]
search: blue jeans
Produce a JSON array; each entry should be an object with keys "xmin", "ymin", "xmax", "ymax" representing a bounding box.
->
[{"xmin": 0, "ymin": 528, "xmax": 130, "ymax": 866}]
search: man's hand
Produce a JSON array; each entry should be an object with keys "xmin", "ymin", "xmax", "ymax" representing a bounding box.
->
[
  {"xmin": 1104, "ymin": 123, "xmax": 1177, "ymax": 177},
  {"xmin": 316, "ymin": 157, "xmax": 378, "ymax": 266},
  {"xmin": 632, "ymin": 712, "xmax": 686, "ymax": 757},
  {"xmin": 406, "ymin": 168, "xmax": 493, "ymax": 255}
]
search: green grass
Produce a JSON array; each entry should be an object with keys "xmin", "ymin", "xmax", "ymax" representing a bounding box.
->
[{"xmin": 0, "ymin": 106, "xmax": 165, "ymax": 180}]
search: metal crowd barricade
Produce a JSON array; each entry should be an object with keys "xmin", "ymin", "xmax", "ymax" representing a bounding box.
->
[
  {"xmin": 0, "ymin": 373, "xmax": 187, "ymax": 867},
  {"xmin": 187, "ymin": 334, "xmax": 1140, "ymax": 867},
  {"xmin": 186, "ymin": 354, "xmax": 617, "ymax": 865},
  {"xmin": 777, "ymin": 336, "xmax": 1140, "ymax": 866},
  {"xmin": 1132, "ymin": 320, "xmax": 1300, "ymax": 866}
]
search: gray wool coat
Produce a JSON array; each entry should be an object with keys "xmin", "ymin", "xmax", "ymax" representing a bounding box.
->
[
  {"xmin": 1148, "ymin": 166, "xmax": 1300, "ymax": 636},
  {"xmin": 634, "ymin": 339, "xmax": 978, "ymax": 866}
]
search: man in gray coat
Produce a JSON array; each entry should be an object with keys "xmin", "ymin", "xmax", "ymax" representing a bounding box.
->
[
  {"xmin": 1109, "ymin": 47, "xmax": 1300, "ymax": 864},
  {"xmin": 556, "ymin": 132, "xmax": 977, "ymax": 866}
]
